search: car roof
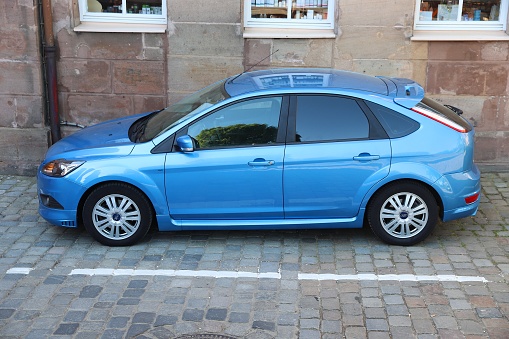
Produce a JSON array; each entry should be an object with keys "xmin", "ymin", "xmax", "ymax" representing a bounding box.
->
[{"xmin": 224, "ymin": 68, "xmax": 389, "ymax": 97}]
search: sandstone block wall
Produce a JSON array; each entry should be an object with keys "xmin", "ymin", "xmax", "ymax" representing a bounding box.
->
[
  {"xmin": 0, "ymin": 1, "xmax": 47, "ymax": 175},
  {"xmin": 0, "ymin": 0, "xmax": 508, "ymax": 175},
  {"xmin": 53, "ymin": 0, "xmax": 167, "ymax": 131},
  {"xmin": 426, "ymin": 41, "xmax": 509, "ymax": 165}
]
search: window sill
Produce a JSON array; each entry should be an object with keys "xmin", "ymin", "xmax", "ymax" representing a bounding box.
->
[
  {"xmin": 411, "ymin": 30, "xmax": 509, "ymax": 41},
  {"xmin": 74, "ymin": 22, "xmax": 167, "ymax": 33},
  {"xmin": 243, "ymin": 28, "xmax": 336, "ymax": 39}
]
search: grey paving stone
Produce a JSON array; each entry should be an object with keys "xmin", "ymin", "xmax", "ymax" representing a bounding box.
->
[
  {"xmin": 229, "ymin": 312, "xmax": 250, "ymax": 323},
  {"xmin": 475, "ymin": 307, "xmax": 504, "ymax": 318},
  {"xmin": 108, "ymin": 316, "xmax": 130, "ymax": 328},
  {"xmin": 154, "ymin": 315, "xmax": 178, "ymax": 326},
  {"xmin": 182, "ymin": 309, "xmax": 204, "ymax": 322},
  {"xmin": 79, "ymin": 285, "xmax": 103, "ymax": 298},
  {"xmin": 0, "ymin": 308, "xmax": 15, "ymax": 319},
  {"xmin": 0, "ymin": 174, "xmax": 508, "ymax": 338},
  {"xmin": 206, "ymin": 308, "xmax": 228, "ymax": 321},
  {"xmin": 133, "ymin": 312, "xmax": 156, "ymax": 324},
  {"xmin": 366, "ymin": 318, "xmax": 389, "ymax": 331},
  {"xmin": 252, "ymin": 320, "xmax": 276, "ymax": 331},
  {"xmin": 126, "ymin": 323, "xmax": 150, "ymax": 337},
  {"xmin": 122, "ymin": 288, "xmax": 145, "ymax": 298},
  {"xmin": 64, "ymin": 310, "xmax": 87, "ymax": 322},
  {"xmin": 53, "ymin": 323, "xmax": 79, "ymax": 335},
  {"xmin": 127, "ymin": 280, "xmax": 148, "ymax": 289}
]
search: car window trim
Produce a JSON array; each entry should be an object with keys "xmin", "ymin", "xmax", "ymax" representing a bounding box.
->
[
  {"xmin": 170, "ymin": 95, "xmax": 289, "ymax": 152},
  {"xmin": 286, "ymin": 94, "xmax": 388, "ymax": 144}
]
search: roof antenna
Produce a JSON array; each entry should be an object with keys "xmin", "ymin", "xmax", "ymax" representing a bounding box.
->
[{"xmin": 228, "ymin": 49, "xmax": 279, "ymax": 84}]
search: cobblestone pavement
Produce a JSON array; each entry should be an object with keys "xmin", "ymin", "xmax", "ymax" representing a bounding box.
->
[{"xmin": 0, "ymin": 172, "xmax": 508, "ymax": 338}]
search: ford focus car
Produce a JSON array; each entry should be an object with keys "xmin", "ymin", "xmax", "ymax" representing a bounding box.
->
[{"xmin": 38, "ymin": 68, "xmax": 481, "ymax": 246}]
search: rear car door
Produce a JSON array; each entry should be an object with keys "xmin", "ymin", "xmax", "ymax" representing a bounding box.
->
[
  {"xmin": 165, "ymin": 96, "xmax": 287, "ymax": 220},
  {"xmin": 283, "ymin": 95, "xmax": 391, "ymax": 218}
]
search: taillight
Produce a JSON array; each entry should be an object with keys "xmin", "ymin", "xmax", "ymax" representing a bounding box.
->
[
  {"xmin": 465, "ymin": 192, "xmax": 480, "ymax": 205},
  {"xmin": 411, "ymin": 106, "xmax": 467, "ymax": 133}
]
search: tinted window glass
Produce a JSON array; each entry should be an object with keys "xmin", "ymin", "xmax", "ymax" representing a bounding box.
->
[
  {"xmin": 365, "ymin": 101, "xmax": 420, "ymax": 138},
  {"xmin": 188, "ymin": 97, "xmax": 281, "ymax": 149},
  {"xmin": 295, "ymin": 96, "xmax": 369, "ymax": 142}
]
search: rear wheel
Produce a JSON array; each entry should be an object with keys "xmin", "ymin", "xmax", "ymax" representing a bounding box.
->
[
  {"xmin": 367, "ymin": 182, "xmax": 438, "ymax": 246},
  {"xmin": 82, "ymin": 183, "xmax": 153, "ymax": 246}
]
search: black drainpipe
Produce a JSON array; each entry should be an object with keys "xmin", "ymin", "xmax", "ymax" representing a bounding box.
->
[{"xmin": 39, "ymin": 0, "xmax": 61, "ymax": 144}]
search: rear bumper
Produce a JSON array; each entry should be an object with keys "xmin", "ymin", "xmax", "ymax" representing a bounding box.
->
[{"xmin": 439, "ymin": 164, "xmax": 481, "ymax": 222}]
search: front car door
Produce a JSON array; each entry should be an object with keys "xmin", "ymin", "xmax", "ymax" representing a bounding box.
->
[
  {"xmin": 165, "ymin": 96, "xmax": 287, "ymax": 221},
  {"xmin": 283, "ymin": 95, "xmax": 392, "ymax": 219}
]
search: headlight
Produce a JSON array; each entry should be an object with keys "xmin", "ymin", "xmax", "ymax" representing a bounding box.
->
[{"xmin": 41, "ymin": 159, "xmax": 85, "ymax": 177}]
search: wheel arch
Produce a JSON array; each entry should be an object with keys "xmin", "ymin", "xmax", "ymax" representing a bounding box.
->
[
  {"xmin": 364, "ymin": 178, "xmax": 445, "ymax": 221},
  {"xmin": 76, "ymin": 180, "xmax": 158, "ymax": 230}
]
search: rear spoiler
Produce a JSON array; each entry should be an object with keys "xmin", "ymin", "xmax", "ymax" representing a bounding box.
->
[
  {"xmin": 377, "ymin": 76, "xmax": 425, "ymax": 109},
  {"xmin": 444, "ymin": 104, "xmax": 463, "ymax": 115}
]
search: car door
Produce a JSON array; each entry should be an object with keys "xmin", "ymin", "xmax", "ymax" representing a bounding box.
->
[
  {"xmin": 283, "ymin": 95, "xmax": 391, "ymax": 219},
  {"xmin": 165, "ymin": 96, "xmax": 287, "ymax": 221}
]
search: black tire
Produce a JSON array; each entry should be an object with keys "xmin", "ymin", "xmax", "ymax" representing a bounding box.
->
[
  {"xmin": 367, "ymin": 181, "xmax": 438, "ymax": 246},
  {"xmin": 82, "ymin": 183, "xmax": 153, "ymax": 246}
]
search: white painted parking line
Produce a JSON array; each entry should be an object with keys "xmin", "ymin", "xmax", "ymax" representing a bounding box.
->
[
  {"xmin": 5, "ymin": 267, "xmax": 489, "ymax": 283},
  {"xmin": 298, "ymin": 273, "xmax": 489, "ymax": 283},
  {"xmin": 67, "ymin": 268, "xmax": 488, "ymax": 283},
  {"xmin": 6, "ymin": 267, "xmax": 33, "ymax": 275},
  {"xmin": 69, "ymin": 268, "xmax": 282, "ymax": 279}
]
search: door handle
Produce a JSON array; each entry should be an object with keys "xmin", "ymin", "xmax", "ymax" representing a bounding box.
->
[
  {"xmin": 353, "ymin": 153, "xmax": 380, "ymax": 162},
  {"xmin": 248, "ymin": 158, "xmax": 275, "ymax": 166}
]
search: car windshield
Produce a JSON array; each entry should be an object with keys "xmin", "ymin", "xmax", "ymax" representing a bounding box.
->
[{"xmin": 141, "ymin": 80, "xmax": 229, "ymax": 141}]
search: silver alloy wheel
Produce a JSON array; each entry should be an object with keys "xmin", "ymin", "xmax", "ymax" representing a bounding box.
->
[
  {"xmin": 379, "ymin": 191, "xmax": 429, "ymax": 239},
  {"xmin": 91, "ymin": 193, "xmax": 141, "ymax": 240}
]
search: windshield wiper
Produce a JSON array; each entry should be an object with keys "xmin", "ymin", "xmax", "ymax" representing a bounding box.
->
[
  {"xmin": 132, "ymin": 119, "xmax": 149, "ymax": 142},
  {"xmin": 129, "ymin": 110, "xmax": 163, "ymax": 143}
]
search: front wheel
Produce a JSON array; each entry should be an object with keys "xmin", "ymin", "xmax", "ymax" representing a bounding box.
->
[
  {"xmin": 82, "ymin": 183, "xmax": 153, "ymax": 246},
  {"xmin": 367, "ymin": 182, "xmax": 438, "ymax": 246}
]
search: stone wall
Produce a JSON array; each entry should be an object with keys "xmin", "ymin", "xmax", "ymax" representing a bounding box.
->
[
  {"xmin": 426, "ymin": 41, "xmax": 509, "ymax": 166},
  {"xmin": 0, "ymin": 0, "xmax": 508, "ymax": 175},
  {"xmin": 167, "ymin": 0, "xmax": 244, "ymax": 104},
  {"xmin": 242, "ymin": 0, "xmax": 509, "ymax": 167},
  {"xmin": 53, "ymin": 0, "xmax": 167, "ymax": 134},
  {"xmin": 0, "ymin": 1, "xmax": 47, "ymax": 175}
]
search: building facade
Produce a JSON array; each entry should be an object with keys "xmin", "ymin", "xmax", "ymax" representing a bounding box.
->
[{"xmin": 1, "ymin": 0, "xmax": 508, "ymax": 175}]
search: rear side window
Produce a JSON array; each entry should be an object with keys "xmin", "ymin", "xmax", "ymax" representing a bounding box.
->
[
  {"xmin": 295, "ymin": 96, "xmax": 369, "ymax": 142},
  {"xmin": 365, "ymin": 101, "xmax": 420, "ymax": 138}
]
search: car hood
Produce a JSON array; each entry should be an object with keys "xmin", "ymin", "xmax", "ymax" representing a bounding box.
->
[{"xmin": 45, "ymin": 114, "xmax": 145, "ymax": 159}]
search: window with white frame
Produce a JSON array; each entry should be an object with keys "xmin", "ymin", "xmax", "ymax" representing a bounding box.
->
[
  {"xmin": 244, "ymin": 0, "xmax": 335, "ymax": 31},
  {"xmin": 414, "ymin": 0, "xmax": 508, "ymax": 31},
  {"xmin": 79, "ymin": 0, "xmax": 167, "ymax": 25}
]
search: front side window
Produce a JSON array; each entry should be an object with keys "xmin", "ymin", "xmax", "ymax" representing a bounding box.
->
[
  {"xmin": 79, "ymin": 0, "xmax": 167, "ymax": 24},
  {"xmin": 244, "ymin": 0, "xmax": 335, "ymax": 30},
  {"xmin": 294, "ymin": 96, "xmax": 369, "ymax": 142},
  {"xmin": 414, "ymin": 0, "xmax": 508, "ymax": 31},
  {"xmin": 188, "ymin": 97, "xmax": 282, "ymax": 149}
]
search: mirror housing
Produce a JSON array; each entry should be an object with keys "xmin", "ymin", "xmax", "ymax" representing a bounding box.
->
[{"xmin": 176, "ymin": 135, "xmax": 195, "ymax": 152}]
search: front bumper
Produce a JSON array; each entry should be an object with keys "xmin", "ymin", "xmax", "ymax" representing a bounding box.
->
[{"xmin": 37, "ymin": 170, "xmax": 86, "ymax": 228}]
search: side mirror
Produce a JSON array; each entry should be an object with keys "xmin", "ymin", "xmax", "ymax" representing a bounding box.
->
[{"xmin": 176, "ymin": 135, "xmax": 195, "ymax": 152}]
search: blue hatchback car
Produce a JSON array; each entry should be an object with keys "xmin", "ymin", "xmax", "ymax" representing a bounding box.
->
[{"xmin": 38, "ymin": 68, "xmax": 481, "ymax": 246}]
